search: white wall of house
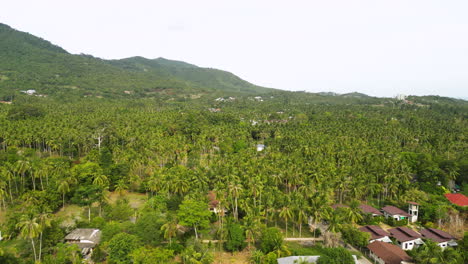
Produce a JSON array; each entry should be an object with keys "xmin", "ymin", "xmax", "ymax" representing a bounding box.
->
[
  {"xmin": 384, "ymin": 211, "xmax": 406, "ymax": 221},
  {"xmin": 438, "ymin": 242, "xmax": 448, "ymax": 249},
  {"xmin": 398, "ymin": 239, "xmax": 421, "ymax": 250}
]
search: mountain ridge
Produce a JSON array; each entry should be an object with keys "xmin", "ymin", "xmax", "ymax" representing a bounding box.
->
[{"xmin": 0, "ymin": 23, "xmax": 272, "ymax": 99}]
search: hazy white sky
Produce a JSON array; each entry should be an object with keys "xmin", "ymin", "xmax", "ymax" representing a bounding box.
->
[{"xmin": 2, "ymin": 0, "xmax": 468, "ymax": 98}]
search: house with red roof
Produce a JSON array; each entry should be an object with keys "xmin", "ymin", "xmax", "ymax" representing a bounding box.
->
[
  {"xmin": 367, "ymin": 241, "xmax": 413, "ymax": 264},
  {"xmin": 420, "ymin": 228, "xmax": 457, "ymax": 249},
  {"xmin": 388, "ymin": 227, "xmax": 424, "ymax": 250},
  {"xmin": 444, "ymin": 193, "xmax": 468, "ymax": 207}
]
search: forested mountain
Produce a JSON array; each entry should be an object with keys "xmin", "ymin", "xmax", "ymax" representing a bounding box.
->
[{"xmin": 0, "ymin": 23, "xmax": 271, "ymax": 100}]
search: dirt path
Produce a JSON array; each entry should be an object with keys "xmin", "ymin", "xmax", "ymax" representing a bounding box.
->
[{"xmin": 202, "ymin": 237, "xmax": 323, "ymax": 243}]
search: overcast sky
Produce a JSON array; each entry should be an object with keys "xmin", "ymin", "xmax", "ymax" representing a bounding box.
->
[{"xmin": 2, "ymin": 0, "xmax": 468, "ymax": 98}]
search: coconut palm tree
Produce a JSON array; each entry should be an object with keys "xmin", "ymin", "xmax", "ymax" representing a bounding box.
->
[
  {"xmin": 57, "ymin": 178, "xmax": 70, "ymax": 209},
  {"xmin": 37, "ymin": 212, "xmax": 52, "ymax": 262},
  {"xmin": 279, "ymin": 205, "xmax": 293, "ymax": 237},
  {"xmin": 161, "ymin": 216, "xmax": 178, "ymax": 246},
  {"xmin": 115, "ymin": 179, "xmax": 128, "ymax": 197},
  {"xmin": 16, "ymin": 214, "xmax": 40, "ymax": 262}
]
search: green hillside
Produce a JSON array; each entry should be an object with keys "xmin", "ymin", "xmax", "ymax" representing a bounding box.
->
[{"xmin": 0, "ymin": 23, "xmax": 271, "ymax": 99}]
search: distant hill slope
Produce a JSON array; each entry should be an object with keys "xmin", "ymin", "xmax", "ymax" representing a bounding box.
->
[
  {"xmin": 0, "ymin": 23, "xmax": 272, "ymax": 99},
  {"xmin": 109, "ymin": 56, "xmax": 265, "ymax": 94}
]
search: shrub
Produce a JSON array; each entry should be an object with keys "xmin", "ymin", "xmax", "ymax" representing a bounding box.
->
[
  {"xmin": 107, "ymin": 233, "xmax": 141, "ymax": 264},
  {"xmin": 316, "ymin": 247, "xmax": 354, "ymax": 264},
  {"xmin": 224, "ymin": 221, "xmax": 246, "ymax": 252},
  {"xmin": 260, "ymin": 227, "xmax": 283, "ymax": 253}
]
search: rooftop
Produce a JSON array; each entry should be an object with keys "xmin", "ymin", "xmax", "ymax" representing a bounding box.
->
[
  {"xmin": 277, "ymin": 256, "xmax": 319, "ymax": 264},
  {"xmin": 420, "ymin": 228, "xmax": 455, "ymax": 243},
  {"xmin": 359, "ymin": 204, "xmax": 383, "ymax": 215},
  {"xmin": 444, "ymin": 193, "xmax": 468, "ymax": 206},
  {"xmin": 65, "ymin": 228, "xmax": 101, "ymax": 247},
  {"xmin": 359, "ymin": 225, "xmax": 390, "ymax": 240},
  {"xmin": 388, "ymin": 227, "xmax": 421, "ymax": 242},
  {"xmin": 382, "ymin": 205, "xmax": 411, "ymax": 217},
  {"xmin": 367, "ymin": 241, "xmax": 412, "ymax": 264}
]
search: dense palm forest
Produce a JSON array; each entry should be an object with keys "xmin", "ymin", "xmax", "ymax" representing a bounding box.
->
[{"xmin": 0, "ymin": 23, "xmax": 467, "ymax": 264}]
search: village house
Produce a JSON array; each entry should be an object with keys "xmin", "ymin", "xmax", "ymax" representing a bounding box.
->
[
  {"xmin": 420, "ymin": 228, "xmax": 458, "ymax": 249},
  {"xmin": 207, "ymin": 191, "xmax": 226, "ymax": 215},
  {"xmin": 388, "ymin": 227, "xmax": 424, "ymax": 250},
  {"xmin": 444, "ymin": 193, "xmax": 468, "ymax": 207},
  {"xmin": 21, "ymin": 89, "xmax": 36, "ymax": 95},
  {"xmin": 381, "ymin": 205, "xmax": 411, "ymax": 221},
  {"xmin": 359, "ymin": 225, "xmax": 392, "ymax": 243},
  {"xmin": 65, "ymin": 228, "xmax": 101, "ymax": 258},
  {"xmin": 359, "ymin": 204, "xmax": 383, "ymax": 217},
  {"xmin": 367, "ymin": 241, "xmax": 413, "ymax": 264}
]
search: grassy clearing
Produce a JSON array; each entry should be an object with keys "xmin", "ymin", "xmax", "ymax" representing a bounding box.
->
[
  {"xmin": 55, "ymin": 204, "xmax": 83, "ymax": 227},
  {"xmin": 212, "ymin": 249, "xmax": 251, "ymax": 264},
  {"xmin": 286, "ymin": 241, "xmax": 325, "ymax": 255},
  {"xmin": 108, "ymin": 191, "xmax": 147, "ymax": 209}
]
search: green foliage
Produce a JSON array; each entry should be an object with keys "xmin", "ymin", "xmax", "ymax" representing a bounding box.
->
[
  {"xmin": 250, "ymin": 250, "xmax": 265, "ymax": 264},
  {"xmin": 105, "ymin": 198, "xmax": 134, "ymax": 222},
  {"xmin": 359, "ymin": 214, "xmax": 383, "ymax": 225},
  {"xmin": 7, "ymin": 104, "xmax": 45, "ymax": 120},
  {"xmin": 224, "ymin": 220, "xmax": 246, "ymax": 252},
  {"xmin": 133, "ymin": 211, "xmax": 164, "ymax": 246},
  {"xmin": 384, "ymin": 216, "xmax": 407, "ymax": 227},
  {"xmin": 316, "ymin": 247, "xmax": 354, "ymax": 264},
  {"xmin": 130, "ymin": 246, "xmax": 175, "ymax": 264},
  {"xmin": 0, "ymin": 27, "xmax": 467, "ymax": 261},
  {"xmin": 177, "ymin": 198, "xmax": 211, "ymax": 239},
  {"xmin": 107, "ymin": 233, "xmax": 141, "ymax": 264},
  {"xmin": 0, "ymin": 23, "xmax": 270, "ymax": 99},
  {"xmin": 0, "ymin": 247, "xmax": 20, "ymax": 264},
  {"xmin": 260, "ymin": 227, "xmax": 284, "ymax": 254},
  {"xmin": 101, "ymin": 221, "xmax": 124, "ymax": 243},
  {"xmin": 408, "ymin": 239, "xmax": 464, "ymax": 264},
  {"xmin": 459, "ymin": 232, "xmax": 468, "ymax": 260},
  {"xmin": 41, "ymin": 220, "xmax": 65, "ymax": 255},
  {"xmin": 286, "ymin": 242, "xmax": 324, "ymax": 256},
  {"xmin": 180, "ymin": 244, "xmax": 213, "ymax": 264},
  {"xmin": 340, "ymin": 225, "xmax": 371, "ymax": 248},
  {"xmin": 91, "ymin": 244, "xmax": 107, "ymax": 263},
  {"xmin": 42, "ymin": 243, "xmax": 82, "ymax": 264}
]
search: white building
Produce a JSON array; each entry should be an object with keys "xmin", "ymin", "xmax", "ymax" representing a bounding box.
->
[
  {"xmin": 359, "ymin": 225, "xmax": 392, "ymax": 243},
  {"xmin": 420, "ymin": 228, "xmax": 458, "ymax": 249},
  {"xmin": 396, "ymin": 94, "xmax": 407, "ymax": 101},
  {"xmin": 407, "ymin": 202, "xmax": 419, "ymax": 223},
  {"xmin": 256, "ymin": 144, "xmax": 265, "ymax": 152},
  {"xmin": 367, "ymin": 241, "xmax": 413, "ymax": 264},
  {"xmin": 382, "ymin": 205, "xmax": 411, "ymax": 222},
  {"xmin": 389, "ymin": 227, "xmax": 424, "ymax": 251}
]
